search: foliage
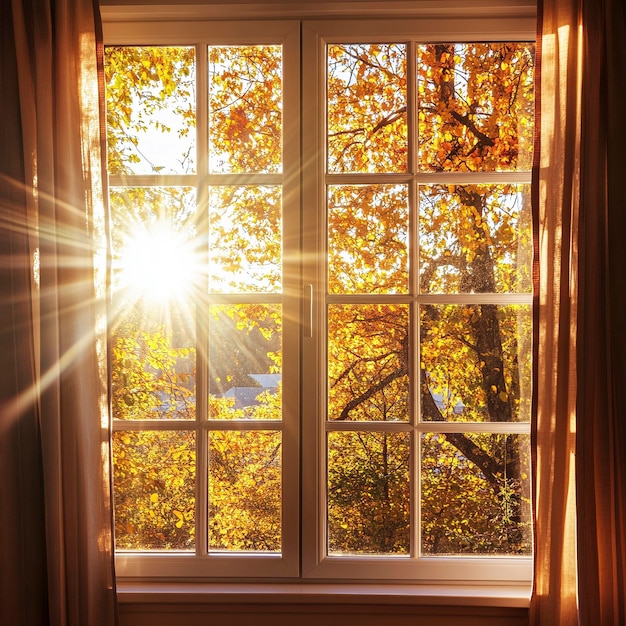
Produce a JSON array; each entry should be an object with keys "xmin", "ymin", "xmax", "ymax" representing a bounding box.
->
[
  {"xmin": 105, "ymin": 39, "xmax": 534, "ymax": 556},
  {"xmin": 105, "ymin": 46, "xmax": 196, "ymax": 175},
  {"xmin": 328, "ymin": 431, "xmax": 410, "ymax": 554},
  {"xmin": 113, "ymin": 429, "xmax": 196, "ymax": 550},
  {"xmin": 111, "ymin": 314, "xmax": 283, "ymax": 550},
  {"xmin": 208, "ymin": 45, "xmax": 282, "ymax": 173},
  {"xmin": 325, "ymin": 42, "xmax": 533, "ymax": 556},
  {"xmin": 209, "ymin": 429, "xmax": 282, "ymax": 551}
]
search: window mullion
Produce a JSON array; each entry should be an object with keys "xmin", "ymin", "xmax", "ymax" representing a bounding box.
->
[
  {"xmin": 194, "ymin": 41, "xmax": 210, "ymax": 559},
  {"xmin": 407, "ymin": 38, "xmax": 421, "ymax": 561}
]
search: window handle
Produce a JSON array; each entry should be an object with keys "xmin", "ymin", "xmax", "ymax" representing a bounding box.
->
[{"xmin": 303, "ymin": 284, "xmax": 313, "ymax": 338}]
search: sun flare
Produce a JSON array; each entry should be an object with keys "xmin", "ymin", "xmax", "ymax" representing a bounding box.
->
[{"xmin": 115, "ymin": 221, "xmax": 198, "ymax": 304}]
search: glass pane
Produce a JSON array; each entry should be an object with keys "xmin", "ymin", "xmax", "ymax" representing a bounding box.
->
[
  {"xmin": 111, "ymin": 301, "xmax": 195, "ymax": 421},
  {"xmin": 110, "ymin": 187, "xmax": 197, "ymax": 421},
  {"xmin": 419, "ymin": 184, "xmax": 532, "ymax": 294},
  {"xmin": 110, "ymin": 187, "xmax": 199, "ymax": 305},
  {"xmin": 420, "ymin": 304, "xmax": 532, "ymax": 423},
  {"xmin": 328, "ymin": 304, "xmax": 409, "ymax": 421},
  {"xmin": 328, "ymin": 185, "xmax": 409, "ymax": 294},
  {"xmin": 327, "ymin": 44, "xmax": 407, "ymax": 173},
  {"xmin": 208, "ymin": 304, "xmax": 282, "ymax": 420},
  {"xmin": 105, "ymin": 47, "xmax": 196, "ymax": 175},
  {"xmin": 208, "ymin": 186, "xmax": 282, "ymax": 293},
  {"xmin": 209, "ymin": 45, "xmax": 282, "ymax": 174},
  {"xmin": 209, "ymin": 430, "xmax": 281, "ymax": 552},
  {"xmin": 421, "ymin": 433, "xmax": 532, "ymax": 555},
  {"xmin": 417, "ymin": 43, "xmax": 534, "ymax": 172},
  {"xmin": 113, "ymin": 430, "xmax": 196, "ymax": 550},
  {"xmin": 328, "ymin": 431, "xmax": 410, "ymax": 555}
]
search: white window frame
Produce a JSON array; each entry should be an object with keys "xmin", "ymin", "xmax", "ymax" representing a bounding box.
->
[
  {"xmin": 301, "ymin": 18, "xmax": 535, "ymax": 585},
  {"xmin": 104, "ymin": 4, "xmax": 535, "ymax": 588},
  {"xmin": 105, "ymin": 18, "xmax": 301, "ymax": 580}
]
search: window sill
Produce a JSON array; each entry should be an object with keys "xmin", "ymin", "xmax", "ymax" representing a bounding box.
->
[{"xmin": 116, "ymin": 581, "xmax": 531, "ymax": 609}]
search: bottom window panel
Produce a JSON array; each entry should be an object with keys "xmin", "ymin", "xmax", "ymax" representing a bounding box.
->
[
  {"xmin": 421, "ymin": 432, "xmax": 532, "ymax": 556},
  {"xmin": 209, "ymin": 430, "xmax": 282, "ymax": 553},
  {"xmin": 327, "ymin": 430, "xmax": 411, "ymax": 556},
  {"xmin": 113, "ymin": 430, "xmax": 196, "ymax": 551}
]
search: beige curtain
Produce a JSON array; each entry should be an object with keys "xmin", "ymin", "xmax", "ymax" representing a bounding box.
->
[
  {"xmin": 0, "ymin": 0, "xmax": 118, "ymax": 624},
  {"xmin": 532, "ymin": 0, "xmax": 626, "ymax": 623}
]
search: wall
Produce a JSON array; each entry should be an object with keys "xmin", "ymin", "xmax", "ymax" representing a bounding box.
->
[{"xmin": 119, "ymin": 602, "xmax": 529, "ymax": 626}]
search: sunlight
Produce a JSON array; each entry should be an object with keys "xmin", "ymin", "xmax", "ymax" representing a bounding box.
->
[{"xmin": 115, "ymin": 221, "xmax": 198, "ymax": 304}]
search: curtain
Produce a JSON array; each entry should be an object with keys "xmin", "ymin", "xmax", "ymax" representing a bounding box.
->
[
  {"xmin": 0, "ymin": 0, "xmax": 118, "ymax": 624},
  {"xmin": 576, "ymin": 0, "xmax": 626, "ymax": 623},
  {"xmin": 532, "ymin": 0, "xmax": 626, "ymax": 623}
]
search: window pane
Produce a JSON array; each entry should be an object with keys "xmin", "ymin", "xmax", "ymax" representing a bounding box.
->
[
  {"xmin": 113, "ymin": 430, "xmax": 196, "ymax": 550},
  {"xmin": 105, "ymin": 47, "xmax": 196, "ymax": 175},
  {"xmin": 419, "ymin": 184, "xmax": 532, "ymax": 294},
  {"xmin": 209, "ymin": 430, "xmax": 281, "ymax": 552},
  {"xmin": 208, "ymin": 186, "xmax": 282, "ymax": 293},
  {"xmin": 417, "ymin": 43, "xmax": 534, "ymax": 172},
  {"xmin": 327, "ymin": 44, "xmax": 407, "ymax": 173},
  {"xmin": 111, "ymin": 302, "xmax": 195, "ymax": 421},
  {"xmin": 420, "ymin": 304, "xmax": 532, "ymax": 423},
  {"xmin": 328, "ymin": 304, "xmax": 409, "ymax": 422},
  {"xmin": 209, "ymin": 46, "xmax": 282, "ymax": 174},
  {"xmin": 328, "ymin": 184, "xmax": 409, "ymax": 294},
  {"xmin": 421, "ymin": 433, "xmax": 531, "ymax": 555},
  {"xmin": 328, "ymin": 431, "xmax": 410, "ymax": 555},
  {"xmin": 110, "ymin": 187, "xmax": 197, "ymax": 421},
  {"xmin": 208, "ymin": 304, "xmax": 282, "ymax": 420},
  {"xmin": 110, "ymin": 187, "xmax": 199, "ymax": 304}
]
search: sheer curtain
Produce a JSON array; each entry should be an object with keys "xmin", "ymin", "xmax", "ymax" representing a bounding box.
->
[
  {"xmin": 0, "ymin": 0, "xmax": 117, "ymax": 624},
  {"xmin": 532, "ymin": 0, "xmax": 626, "ymax": 623}
]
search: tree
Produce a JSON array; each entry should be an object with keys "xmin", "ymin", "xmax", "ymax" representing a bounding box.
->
[{"xmin": 325, "ymin": 42, "xmax": 534, "ymax": 555}]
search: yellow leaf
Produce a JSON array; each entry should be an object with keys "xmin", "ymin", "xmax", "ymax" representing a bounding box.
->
[{"xmin": 150, "ymin": 492, "xmax": 159, "ymax": 503}]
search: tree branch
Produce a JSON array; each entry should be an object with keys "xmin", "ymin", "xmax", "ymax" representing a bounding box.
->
[
  {"xmin": 421, "ymin": 387, "xmax": 503, "ymax": 487},
  {"xmin": 449, "ymin": 110, "xmax": 495, "ymax": 148},
  {"xmin": 335, "ymin": 364, "xmax": 408, "ymax": 421}
]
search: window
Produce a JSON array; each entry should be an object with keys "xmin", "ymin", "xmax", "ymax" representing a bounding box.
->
[
  {"xmin": 301, "ymin": 20, "xmax": 534, "ymax": 583},
  {"xmin": 105, "ymin": 13, "xmax": 534, "ymax": 585},
  {"xmin": 106, "ymin": 20, "xmax": 300, "ymax": 579}
]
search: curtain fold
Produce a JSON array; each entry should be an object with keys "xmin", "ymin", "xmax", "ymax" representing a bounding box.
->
[
  {"xmin": 0, "ymin": 0, "xmax": 118, "ymax": 624},
  {"xmin": 530, "ymin": 2, "xmax": 581, "ymax": 621},
  {"xmin": 532, "ymin": 0, "xmax": 626, "ymax": 623},
  {"xmin": 0, "ymin": 4, "xmax": 50, "ymax": 622},
  {"xmin": 576, "ymin": 0, "xmax": 626, "ymax": 623}
]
